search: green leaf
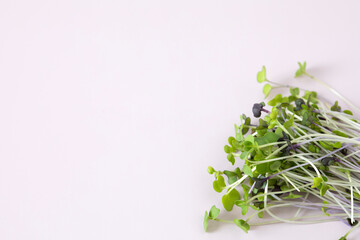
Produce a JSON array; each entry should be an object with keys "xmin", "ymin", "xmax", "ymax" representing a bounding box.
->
[
  {"xmin": 312, "ymin": 177, "xmax": 323, "ymax": 188},
  {"xmin": 232, "ymin": 140, "xmax": 241, "ymax": 150},
  {"xmin": 283, "ymin": 114, "xmax": 295, "ymax": 128},
  {"xmin": 333, "ymin": 130, "xmax": 348, "ymax": 138},
  {"xmin": 332, "ymin": 142, "xmax": 342, "ymax": 148},
  {"xmin": 209, "ymin": 205, "xmax": 220, "ymax": 219},
  {"xmin": 243, "ymin": 165, "xmax": 253, "ymax": 177},
  {"xmin": 275, "ymin": 127, "xmax": 283, "ymax": 137},
  {"xmin": 339, "ymin": 237, "xmax": 346, "ymax": 240},
  {"xmin": 331, "ymin": 101, "xmax": 341, "ymax": 112},
  {"xmin": 283, "ymin": 192, "xmax": 302, "ymax": 199},
  {"xmin": 256, "ymin": 162, "xmax": 270, "ymax": 174},
  {"xmin": 234, "ymin": 167, "xmax": 242, "ymax": 178},
  {"xmin": 295, "ymin": 61, "xmax": 306, "ymax": 77},
  {"xmin": 228, "ymin": 136, "xmax": 236, "ymax": 146},
  {"xmin": 344, "ymin": 110, "xmax": 353, "ymax": 115},
  {"xmin": 263, "ymin": 84, "xmax": 272, "ymax": 98},
  {"xmin": 354, "ymin": 191, "xmax": 360, "ymax": 200},
  {"xmin": 242, "ymin": 117, "xmax": 251, "ymax": 135},
  {"xmin": 245, "ymin": 134, "xmax": 254, "ymax": 144},
  {"xmin": 213, "ymin": 175, "xmax": 226, "ymax": 193},
  {"xmin": 320, "ymin": 183, "xmax": 330, "ymax": 196},
  {"xmin": 268, "ymin": 94, "xmax": 283, "ymax": 106},
  {"xmin": 319, "ymin": 141, "xmax": 333, "ymax": 151},
  {"xmin": 203, "ymin": 211, "xmax": 209, "ymax": 232},
  {"xmin": 233, "ymin": 219, "xmax": 250, "ymax": 233},
  {"xmin": 281, "ymin": 185, "xmax": 291, "ymax": 191},
  {"xmin": 207, "ymin": 166, "xmax": 215, "ymax": 174},
  {"xmin": 321, "ymin": 207, "xmax": 330, "ymax": 216},
  {"xmin": 240, "ymin": 150, "xmax": 250, "ymax": 160},
  {"xmin": 227, "ymin": 153, "xmax": 235, "ymax": 165},
  {"xmin": 255, "ymin": 132, "xmax": 280, "ymax": 145},
  {"xmin": 269, "ymin": 108, "xmax": 279, "ymax": 119},
  {"xmin": 250, "ymin": 205, "xmax": 260, "ymax": 211},
  {"xmin": 235, "ymin": 124, "xmax": 244, "ymax": 141},
  {"xmin": 224, "ymin": 170, "xmax": 238, "ymax": 184},
  {"xmin": 303, "ymin": 90, "xmax": 318, "ymax": 104},
  {"xmin": 290, "ymin": 87, "xmax": 300, "ymax": 96},
  {"xmin": 270, "ymin": 161, "xmax": 281, "ymax": 171},
  {"xmin": 258, "ymin": 211, "xmax": 263, "ymax": 218},
  {"xmin": 222, "ymin": 189, "xmax": 241, "ymax": 211},
  {"xmin": 224, "ymin": 145, "xmax": 232, "ymax": 153},
  {"xmin": 240, "ymin": 205, "xmax": 249, "ymax": 215},
  {"xmin": 322, "ymin": 176, "xmax": 328, "ymax": 182},
  {"xmin": 244, "ymin": 141, "xmax": 253, "ymax": 151},
  {"xmin": 242, "ymin": 184, "xmax": 250, "ymax": 201},
  {"xmin": 268, "ymin": 120, "xmax": 277, "ymax": 129},
  {"xmin": 268, "ymin": 178, "xmax": 277, "ymax": 187},
  {"xmin": 257, "ymin": 66, "xmax": 266, "ymax": 83},
  {"xmin": 308, "ymin": 144, "xmax": 319, "ymax": 153}
]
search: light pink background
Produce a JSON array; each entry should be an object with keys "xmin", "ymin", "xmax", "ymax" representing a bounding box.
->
[{"xmin": 0, "ymin": 0, "xmax": 360, "ymax": 239}]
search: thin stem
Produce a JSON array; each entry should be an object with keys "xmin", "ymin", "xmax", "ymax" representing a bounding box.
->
[{"xmin": 304, "ymin": 72, "xmax": 360, "ymax": 114}]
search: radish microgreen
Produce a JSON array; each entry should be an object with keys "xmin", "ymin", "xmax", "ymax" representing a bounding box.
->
[{"xmin": 204, "ymin": 63, "xmax": 360, "ymax": 239}]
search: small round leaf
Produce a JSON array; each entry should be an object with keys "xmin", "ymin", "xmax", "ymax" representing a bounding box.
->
[{"xmin": 263, "ymin": 84, "xmax": 272, "ymax": 98}]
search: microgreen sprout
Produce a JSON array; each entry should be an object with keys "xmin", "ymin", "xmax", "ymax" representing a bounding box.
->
[
  {"xmin": 252, "ymin": 102, "xmax": 269, "ymax": 118},
  {"xmin": 204, "ymin": 63, "xmax": 360, "ymax": 239}
]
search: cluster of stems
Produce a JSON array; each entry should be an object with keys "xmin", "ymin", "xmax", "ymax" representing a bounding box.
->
[{"xmin": 205, "ymin": 63, "xmax": 360, "ymax": 240}]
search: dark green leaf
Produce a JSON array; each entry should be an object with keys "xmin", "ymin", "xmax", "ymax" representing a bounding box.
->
[
  {"xmin": 234, "ymin": 167, "xmax": 243, "ymax": 178},
  {"xmin": 244, "ymin": 141, "xmax": 253, "ymax": 151},
  {"xmin": 256, "ymin": 162, "xmax": 270, "ymax": 174},
  {"xmin": 270, "ymin": 161, "xmax": 281, "ymax": 171},
  {"xmin": 308, "ymin": 144, "xmax": 319, "ymax": 153},
  {"xmin": 224, "ymin": 170, "xmax": 238, "ymax": 184}
]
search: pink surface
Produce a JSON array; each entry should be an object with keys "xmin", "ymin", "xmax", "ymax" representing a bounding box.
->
[{"xmin": 0, "ymin": 0, "xmax": 360, "ymax": 239}]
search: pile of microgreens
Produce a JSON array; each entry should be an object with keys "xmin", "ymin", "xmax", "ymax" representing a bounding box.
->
[{"xmin": 204, "ymin": 62, "xmax": 360, "ymax": 240}]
